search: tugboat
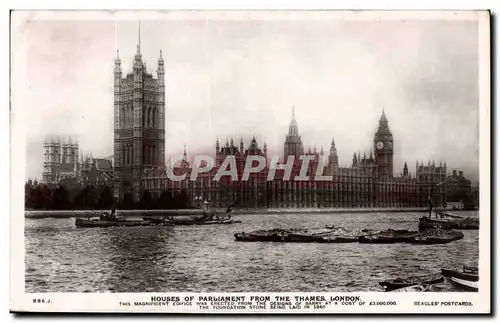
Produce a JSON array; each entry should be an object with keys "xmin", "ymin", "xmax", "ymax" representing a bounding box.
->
[
  {"xmin": 160, "ymin": 201, "xmax": 240, "ymax": 226},
  {"xmin": 75, "ymin": 198, "xmax": 152, "ymax": 228}
]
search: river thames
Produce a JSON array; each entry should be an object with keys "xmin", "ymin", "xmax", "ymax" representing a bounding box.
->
[{"xmin": 25, "ymin": 211, "xmax": 478, "ymax": 293}]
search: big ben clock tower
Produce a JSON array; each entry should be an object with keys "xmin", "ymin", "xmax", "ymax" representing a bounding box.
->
[{"xmin": 374, "ymin": 109, "xmax": 394, "ymax": 178}]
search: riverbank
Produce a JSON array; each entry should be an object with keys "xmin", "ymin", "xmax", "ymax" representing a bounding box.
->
[{"xmin": 24, "ymin": 207, "xmax": 451, "ymax": 219}]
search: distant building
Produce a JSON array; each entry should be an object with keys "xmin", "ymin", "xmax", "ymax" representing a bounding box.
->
[
  {"xmin": 142, "ymin": 110, "xmax": 448, "ymax": 209},
  {"xmin": 446, "ymin": 170, "xmax": 472, "ymax": 202},
  {"xmin": 40, "ymin": 134, "xmax": 113, "ymax": 187},
  {"xmin": 42, "ymin": 135, "xmax": 79, "ymax": 184}
]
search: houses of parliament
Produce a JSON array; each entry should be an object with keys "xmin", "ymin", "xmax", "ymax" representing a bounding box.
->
[{"xmin": 113, "ymin": 37, "xmax": 447, "ymax": 209}]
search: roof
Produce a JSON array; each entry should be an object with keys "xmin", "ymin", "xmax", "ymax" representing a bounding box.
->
[{"xmin": 95, "ymin": 158, "xmax": 113, "ymax": 171}]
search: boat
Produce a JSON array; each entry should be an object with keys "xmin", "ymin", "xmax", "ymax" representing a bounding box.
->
[
  {"xmin": 410, "ymin": 229, "xmax": 464, "ymax": 244},
  {"xmin": 441, "ymin": 265, "xmax": 479, "ymax": 282},
  {"xmin": 358, "ymin": 229, "xmax": 418, "ymax": 244},
  {"xmin": 234, "ymin": 229, "xmax": 291, "ymax": 242},
  {"xmin": 379, "ymin": 273, "xmax": 444, "ymax": 291},
  {"xmin": 451, "ymin": 277, "xmax": 479, "ymax": 291},
  {"xmin": 314, "ymin": 226, "xmax": 370, "ymax": 243},
  {"xmin": 390, "ymin": 284, "xmax": 430, "ymax": 292},
  {"xmin": 75, "ymin": 198, "xmax": 156, "ymax": 227},
  {"xmin": 234, "ymin": 226, "xmax": 367, "ymax": 243},
  {"xmin": 164, "ymin": 216, "xmax": 238, "ymax": 226},
  {"xmin": 418, "ymin": 215, "xmax": 479, "ymax": 230},
  {"xmin": 75, "ymin": 218, "xmax": 153, "ymax": 228}
]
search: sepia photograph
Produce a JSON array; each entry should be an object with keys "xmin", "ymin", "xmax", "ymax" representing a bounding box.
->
[{"xmin": 10, "ymin": 9, "xmax": 490, "ymax": 313}]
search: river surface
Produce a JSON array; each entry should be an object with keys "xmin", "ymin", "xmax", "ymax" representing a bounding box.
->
[{"xmin": 25, "ymin": 211, "xmax": 479, "ymax": 293}]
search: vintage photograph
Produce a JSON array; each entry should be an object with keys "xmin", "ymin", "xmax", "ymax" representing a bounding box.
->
[{"xmin": 11, "ymin": 10, "xmax": 490, "ymax": 313}]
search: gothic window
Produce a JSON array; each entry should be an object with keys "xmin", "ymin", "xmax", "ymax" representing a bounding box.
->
[
  {"xmin": 148, "ymin": 107, "xmax": 152, "ymax": 127},
  {"xmin": 143, "ymin": 109, "xmax": 146, "ymax": 127}
]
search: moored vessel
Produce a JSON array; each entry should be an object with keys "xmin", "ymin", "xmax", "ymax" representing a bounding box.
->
[
  {"xmin": 410, "ymin": 229, "xmax": 464, "ymax": 244},
  {"xmin": 379, "ymin": 272, "xmax": 444, "ymax": 291},
  {"xmin": 450, "ymin": 277, "xmax": 479, "ymax": 291},
  {"xmin": 441, "ymin": 265, "xmax": 479, "ymax": 282},
  {"xmin": 390, "ymin": 284, "xmax": 430, "ymax": 292},
  {"xmin": 418, "ymin": 213, "xmax": 479, "ymax": 230}
]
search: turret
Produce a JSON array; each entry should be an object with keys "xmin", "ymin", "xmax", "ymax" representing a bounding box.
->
[
  {"xmin": 240, "ymin": 137, "xmax": 244, "ymax": 153},
  {"xmin": 216, "ymin": 137, "xmax": 220, "ymax": 154}
]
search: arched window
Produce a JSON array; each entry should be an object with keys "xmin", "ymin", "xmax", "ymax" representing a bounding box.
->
[
  {"xmin": 122, "ymin": 145, "xmax": 126, "ymax": 165},
  {"xmin": 148, "ymin": 107, "xmax": 152, "ymax": 127},
  {"xmin": 143, "ymin": 109, "xmax": 146, "ymax": 127}
]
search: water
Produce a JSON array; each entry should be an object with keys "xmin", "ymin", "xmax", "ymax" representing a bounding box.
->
[{"xmin": 25, "ymin": 211, "xmax": 479, "ymax": 293}]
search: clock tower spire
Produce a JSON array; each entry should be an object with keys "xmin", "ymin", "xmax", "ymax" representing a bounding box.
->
[{"xmin": 374, "ymin": 109, "xmax": 394, "ymax": 178}]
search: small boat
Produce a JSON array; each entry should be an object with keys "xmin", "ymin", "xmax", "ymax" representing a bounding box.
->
[
  {"xmin": 410, "ymin": 229, "xmax": 464, "ymax": 244},
  {"xmin": 390, "ymin": 284, "xmax": 430, "ymax": 292},
  {"xmin": 451, "ymin": 277, "xmax": 479, "ymax": 291},
  {"xmin": 441, "ymin": 265, "xmax": 479, "ymax": 282},
  {"xmin": 379, "ymin": 273, "xmax": 444, "ymax": 291}
]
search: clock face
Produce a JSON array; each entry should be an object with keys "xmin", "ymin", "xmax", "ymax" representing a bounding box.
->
[
  {"xmin": 376, "ymin": 141, "xmax": 384, "ymax": 150},
  {"xmin": 387, "ymin": 142, "xmax": 393, "ymax": 149}
]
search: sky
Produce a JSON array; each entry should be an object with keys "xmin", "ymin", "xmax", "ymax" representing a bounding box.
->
[{"xmin": 15, "ymin": 11, "xmax": 481, "ymax": 183}]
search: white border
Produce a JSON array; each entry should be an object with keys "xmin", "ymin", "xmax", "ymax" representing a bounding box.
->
[{"xmin": 6, "ymin": 5, "xmax": 493, "ymax": 317}]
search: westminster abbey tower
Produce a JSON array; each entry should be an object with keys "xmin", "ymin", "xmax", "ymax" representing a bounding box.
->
[{"xmin": 113, "ymin": 28, "xmax": 166, "ymax": 201}]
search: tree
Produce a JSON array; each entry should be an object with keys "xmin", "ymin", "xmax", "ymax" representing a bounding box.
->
[
  {"xmin": 140, "ymin": 190, "xmax": 154, "ymax": 209},
  {"xmin": 52, "ymin": 185, "xmax": 70, "ymax": 210},
  {"xmin": 121, "ymin": 192, "xmax": 135, "ymax": 210},
  {"xmin": 173, "ymin": 189, "xmax": 190, "ymax": 209},
  {"xmin": 157, "ymin": 190, "xmax": 173, "ymax": 209},
  {"xmin": 73, "ymin": 185, "xmax": 98, "ymax": 209},
  {"xmin": 97, "ymin": 185, "xmax": 114, "ymax": 209}
]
